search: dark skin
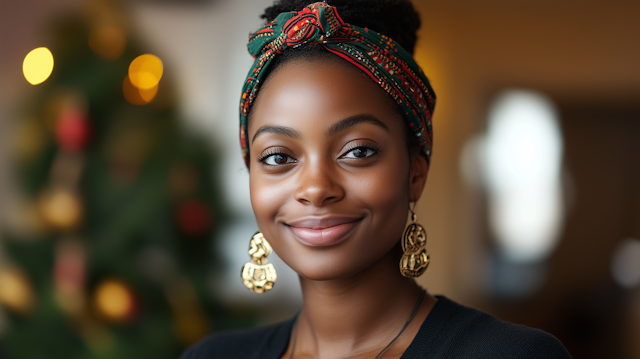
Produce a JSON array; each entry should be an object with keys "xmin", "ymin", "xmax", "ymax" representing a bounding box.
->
[{"xmin": 248, "ymin": 57, "xmax": 437, "ymax": 359}]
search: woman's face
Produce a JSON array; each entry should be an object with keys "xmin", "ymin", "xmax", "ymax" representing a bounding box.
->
[{"xmin": 248, "ymin": 58, "xmax": 428, "ymax": 281}]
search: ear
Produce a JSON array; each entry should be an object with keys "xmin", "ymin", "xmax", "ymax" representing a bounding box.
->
[{"xmin": 408, "ymin": 153, "xmax": 429, "ymax": 202}]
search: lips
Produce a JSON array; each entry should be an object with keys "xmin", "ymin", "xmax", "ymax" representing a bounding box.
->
[{"xmin": 286, "ymin": 216, "xmax": 362, "ymax": 246}]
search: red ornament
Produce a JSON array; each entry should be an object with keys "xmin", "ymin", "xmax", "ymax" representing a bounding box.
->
[
  {"xmin": 56, "ymin": 110, "xmax": 90, "ymax": 152},
  {"xmin": 176, "ymin": 200, "xmax": 212, "ymax": 237}
]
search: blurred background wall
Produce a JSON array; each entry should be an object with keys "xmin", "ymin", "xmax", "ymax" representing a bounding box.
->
[{"xmin": 0, "ymin": 0, "xmax": 639, "ymax": 358}]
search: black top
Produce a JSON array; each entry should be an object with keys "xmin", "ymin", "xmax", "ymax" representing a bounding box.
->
[{"xmin": 181, "ymin": 296, "xmax": 572, "ymax": 358}]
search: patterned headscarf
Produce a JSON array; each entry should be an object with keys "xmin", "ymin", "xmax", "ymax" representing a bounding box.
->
[{"xmin": 239, "ymin": 2, "xmax": 435, "ymax": 167}]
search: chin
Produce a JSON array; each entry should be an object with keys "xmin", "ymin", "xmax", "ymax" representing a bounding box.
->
[
  {"xmin": 297, "ymin": 268, "xmax": 361, "ymax": 282},
  {"xmin": 281, "ymin": 249, "xmax": 349, "ymax": 281},
  {"xmin": 296, "ymin": 264, "xmax": 356, "ymax": 281},
  {"xmin": 284, "ymin": 244, "xmax": 395, "ymax": 282}
]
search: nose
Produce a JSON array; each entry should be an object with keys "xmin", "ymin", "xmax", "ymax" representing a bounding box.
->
[{"xmin": 294, "ymin": 157, "xmax": 345, "ymax": 207}]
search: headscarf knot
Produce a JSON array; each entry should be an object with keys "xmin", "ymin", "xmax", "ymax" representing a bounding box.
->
[{"xmin": 247, "ymin": 3, "xmax": 345, "ymax": 58}]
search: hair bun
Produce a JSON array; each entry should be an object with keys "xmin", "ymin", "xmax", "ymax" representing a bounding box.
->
[{"xmin": 261, "ymin": 0, "xmax": 421, "ymax": 55}]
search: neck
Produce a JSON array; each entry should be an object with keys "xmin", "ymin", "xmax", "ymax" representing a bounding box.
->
[{"xmin": 292, "ymin": 245, "xmax": 432, "ymax": 359}]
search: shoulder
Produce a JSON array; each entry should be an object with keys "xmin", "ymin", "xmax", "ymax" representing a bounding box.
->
[
  {"xmin": 180, "ymin": 318, "xmax": 294, "ymax": 359},
  {"xmin": 416, "ymin": 296, "xmax": 571, "ymax": 359}
]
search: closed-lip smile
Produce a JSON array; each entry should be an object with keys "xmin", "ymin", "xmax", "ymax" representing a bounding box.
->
[{"xmin": 286, "ymin": 216, "xmax": 363, "ymax": 246}]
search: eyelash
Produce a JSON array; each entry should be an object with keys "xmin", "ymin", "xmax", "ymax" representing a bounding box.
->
[
  {"xmin": 340, "ymin": 142, "xmax": 381, "ymax": 159},
  {"xmin": 257, "ymin": 142, "xmax": 381, "ymax": 166},
  {"xmin": 256, "ymin": 148, "xmax": 296, "ymax": 166}
]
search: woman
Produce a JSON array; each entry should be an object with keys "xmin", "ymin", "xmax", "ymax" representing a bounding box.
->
[{"xmin": 182, "ymin": 1, "xmax": 572, "ymax": 358}]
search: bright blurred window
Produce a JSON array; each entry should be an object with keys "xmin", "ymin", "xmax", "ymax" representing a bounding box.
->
[{"xmin": 482, "ymin": 90, "xmax": 564, "ymax": 263}]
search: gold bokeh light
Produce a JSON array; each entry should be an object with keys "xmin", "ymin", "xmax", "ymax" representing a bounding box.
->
[
  {"xmin": 38, "ymin": 188, "xmax": 82, "ymax": 231},
  {"xmin": 123, "ymin": 75, "xmax": 158, "ymax": 105},
  {"xmin": 0, "ymin": 268, "xmax": 34, "ymax": 314},
  {"xmin": 23, "ymin": 47, "xmax": 54, "ymax": 85},
  {"xmin": 128, "ymin": 54, "xmax": 163, "ymax": 90},
  {"xmin": 95, "ymin": 280, "xmax": 133, "ymax": 321}
]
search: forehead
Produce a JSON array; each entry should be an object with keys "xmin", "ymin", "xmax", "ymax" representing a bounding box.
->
[{"xmin": 248, "ymin": 58, "xmax": 402, "ymax": 139}]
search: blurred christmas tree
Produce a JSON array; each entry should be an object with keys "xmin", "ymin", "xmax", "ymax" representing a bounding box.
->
[{"xmin": 0, "ymin": 1, "xmax": 253, "ymax": 358}]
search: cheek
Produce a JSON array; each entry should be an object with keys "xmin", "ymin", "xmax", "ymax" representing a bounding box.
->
[
  {"xmin": 364, "ymin": 154, "xmax": 409, "ymax": 205},
  {"xmin": 249, "ymin": 172, "xmax": 289, "ymax": 228},
  {"xmin": 348, "ymin": 153, "xmax": 411, "ymax": 233}
]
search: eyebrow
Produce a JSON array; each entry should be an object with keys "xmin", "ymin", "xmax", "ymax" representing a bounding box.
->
[
  {"xmin": 326, "ymin": 114, "xmax": 390, "ymax": 136},
  {"xmin": 252, "ymin": 125, "xmax": 302, "ymax": 143},
  {"xmin": 251, "ymin": 114, "xmax": 390, "ymax": 144}
]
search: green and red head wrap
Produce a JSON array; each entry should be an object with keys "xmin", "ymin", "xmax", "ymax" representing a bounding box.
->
[{"xmin": 239, "ymin": 2, "xmax": 436, "ymax": 167}]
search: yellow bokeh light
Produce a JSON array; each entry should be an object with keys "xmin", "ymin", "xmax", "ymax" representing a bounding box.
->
[
  {"xmin": 128, "ymin": 54, "xmax": 163, "ymax": 90},
  {"xmin": 0, "ymin": 268, "xmax": 34, "ymax": 313},
  {"xmin": 23, "ymin": 47, "xmax": 54, "ymax": 85},
  {"xmin": 123, "ymin": 75, "xmax": 158, "ymax": 105},
  {"xmin": 139, "ymin": 84, "xmax": 158, "ymax": 102},
  {"xmin": 95, "ymin": 280, "xmax": 133, "ymax": 321},
  {"xmin": 39, "ymin": 189, "xmax": 82, "ymax": 230}
]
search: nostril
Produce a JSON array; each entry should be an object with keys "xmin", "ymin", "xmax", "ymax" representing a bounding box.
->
[
  {"xmin": 294, "ymin": 182, "xmax": 344, "ymax": 207},
  {"xmin": 293, "ymin": 162, "xmax": 346, "ymax": 206}
]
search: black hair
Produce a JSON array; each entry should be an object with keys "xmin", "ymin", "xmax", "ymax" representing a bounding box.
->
[{"xmin": 251, "ymin": 0, "xmax": 423, "ymax": 157}]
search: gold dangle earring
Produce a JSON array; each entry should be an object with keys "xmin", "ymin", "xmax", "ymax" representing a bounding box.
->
[
  {"xmin": 399, "ymin": 203, "xmax": 430, "ymax": 278},
  {"xmin": 241, "ymin": 232, "xmax": 277, "ymax": 293}
]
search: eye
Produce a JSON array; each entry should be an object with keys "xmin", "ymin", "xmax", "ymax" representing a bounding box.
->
[
  {"xmin": 344, "ymin": 147, "xmax": 374, "ymax": 159},
  {"xmin": 341, "ymin": 144, "xmax": 380, "ymax": 159},
  {"xmin": 258, "ymin": 151, "xmax": 296, "ymax": 166},
  {"xmin": 264, "ymin": 153, "xmax": 295, "ymax": 165}
]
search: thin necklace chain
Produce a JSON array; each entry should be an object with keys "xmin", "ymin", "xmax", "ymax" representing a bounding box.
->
[{"xmin": 288, "ymin": 289, "xmax": 426, "ymax": 359}]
